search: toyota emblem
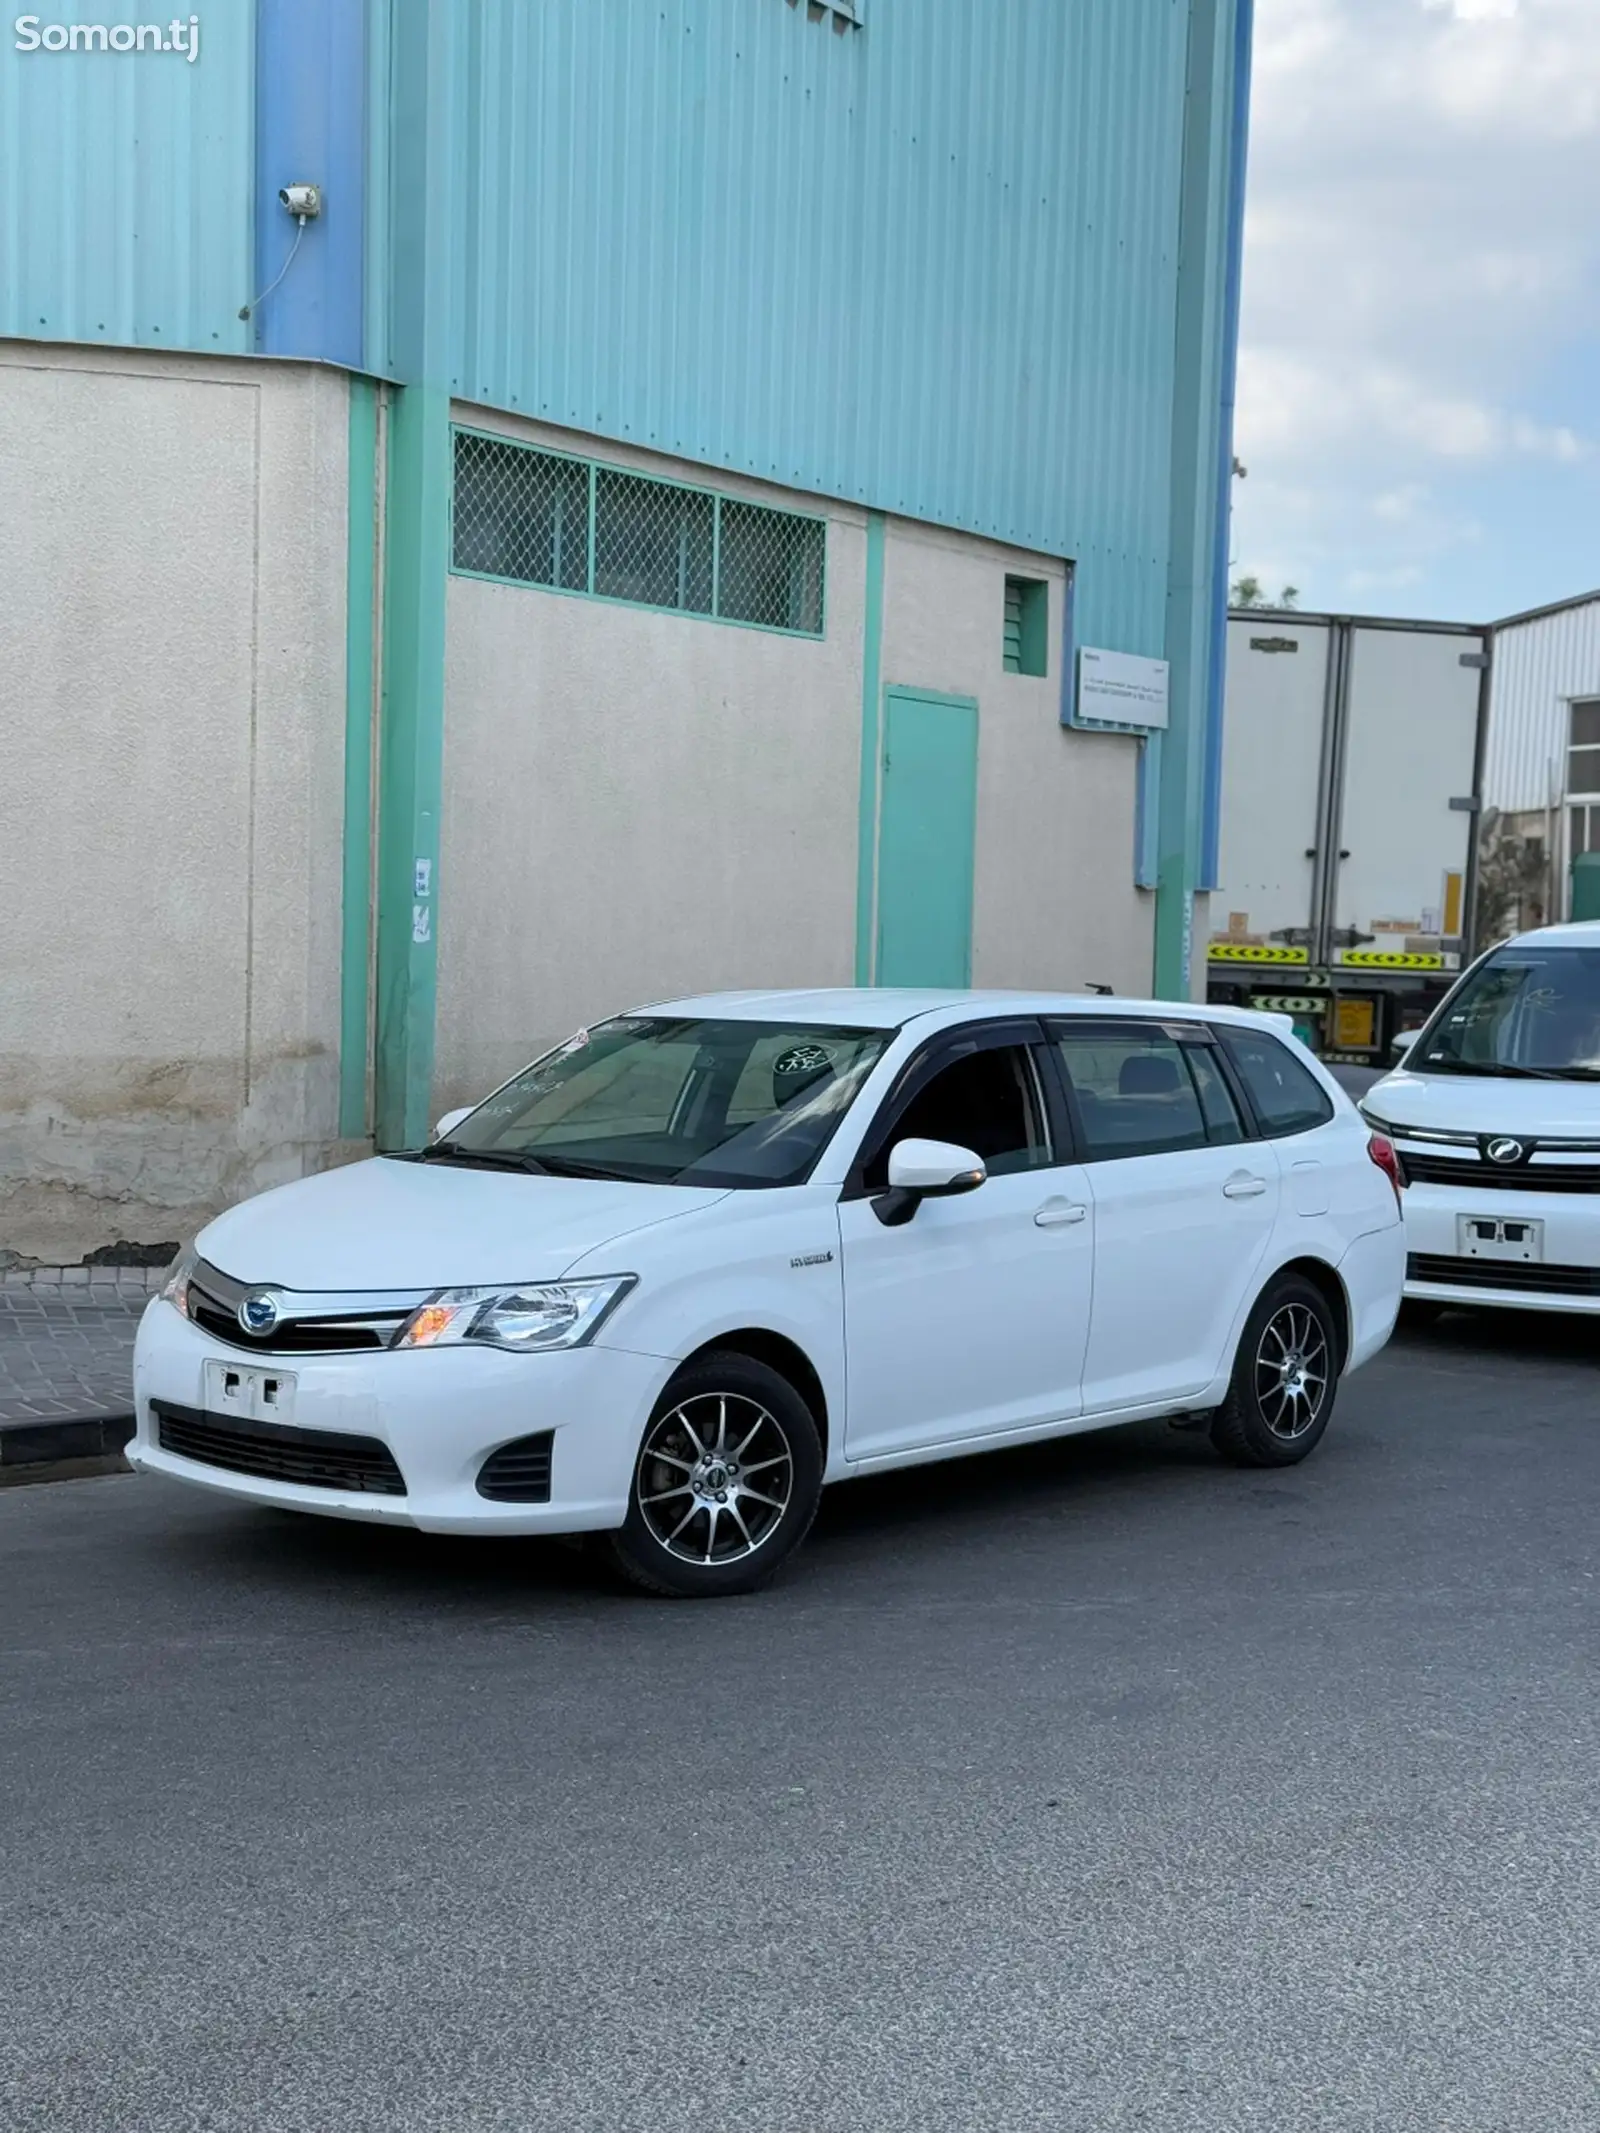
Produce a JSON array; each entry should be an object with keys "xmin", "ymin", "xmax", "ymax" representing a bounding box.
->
[
  {"xmin": 1485, "ymin": 1138, "xmax": 1526, "ymax": 1166},
  {"xmin": 238, "ymin": 1290, "xmax": 283, "ymax": 1336}
]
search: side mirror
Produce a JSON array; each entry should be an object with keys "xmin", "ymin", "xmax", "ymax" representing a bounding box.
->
[
  {"xmin": 432, "ymin": 1105, "xmax": 474, "ymax": 1142},
  {"xmin": 873, "ymin": 1139, "xmax": 987, "ymax": 1227},
  {"xmin": 1390, "ymin": 1030, "xmax": 1420, "ymax": 1061}
]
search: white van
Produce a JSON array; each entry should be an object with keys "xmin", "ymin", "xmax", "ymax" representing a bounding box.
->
[{"xmin": 1365, "ymin": 921, "xmax": 1600, "ymax": 1313}]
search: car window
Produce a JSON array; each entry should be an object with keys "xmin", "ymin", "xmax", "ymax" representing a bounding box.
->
[
  {"xmin": 1053, "ymin": 1024, "xmax": 1244, "ymax": 1159},
  {"xmin": 1220, "ymin": 1029, "xmax": 1334, "ymax": 1138},
  {"xmin": 447, "ymin": 1017, "xmax": 892, "ymax": 1187},
  {"xmin": 865, "ymin": 1044, "xmax": 1052, "ymax": 1187},
  {"xmin": 1412, "ymin": 946, "xmax": 1600, "ymax": 1076}
]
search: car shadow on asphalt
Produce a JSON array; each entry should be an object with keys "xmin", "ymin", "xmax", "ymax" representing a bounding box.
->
[
  {"xmin": 136, "ymin": 1415, "xmax": 1224, "ymax": 1614},
  {"xmin": 1395, "ymin": 1302, "xmax": 1600, "ymax": 1365}
]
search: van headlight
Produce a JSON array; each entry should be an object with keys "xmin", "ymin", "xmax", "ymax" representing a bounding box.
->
[{"xmin": 394, "ymin": 1276, "xmax": 636, "ymax": 1353}]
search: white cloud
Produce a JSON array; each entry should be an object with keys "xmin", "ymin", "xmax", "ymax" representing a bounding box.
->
[
  {"xmin": 1422, "ymin": 0, "xmax": 1519, "ymax": 22},
  {"xmin": 1234, "ymin": 0, "xmax": 1600, "ymax": 615}
]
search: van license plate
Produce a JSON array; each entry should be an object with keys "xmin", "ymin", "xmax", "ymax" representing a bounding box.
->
[
  {"xmin": 1457, "ymin": 1216, "xmax": 1543, "ymax": 1264},
  {"xmin": 203, "ymin": 1360, "xmax": 297, "ymax": 1423}
]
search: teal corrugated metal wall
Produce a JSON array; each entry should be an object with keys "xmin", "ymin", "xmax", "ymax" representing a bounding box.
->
[
  {"xmin": 442, "ymin": 0, "xmax": 1193, "ymax": 655},
  {"xmin": 0, "ymin": 0, "xmax": 1229, "ymax": 668},
  {"xmin": 0, "ymin": 12, "xmax": 253, "ymax": 354}
]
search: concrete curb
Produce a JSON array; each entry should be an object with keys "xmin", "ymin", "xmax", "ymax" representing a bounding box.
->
[{"xmin": 0, "ymin": 1413, "xmax": 135, "ymax": 1474}]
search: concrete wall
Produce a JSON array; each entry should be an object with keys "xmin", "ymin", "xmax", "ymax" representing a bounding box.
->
[
  {"xmin": 0, "ymin": 345, "xmax": 351, "ymax": 1262},
  {"xmin": 878, "ymin": 518, "xmax": 1152, "ymax": 997},
  {"xmin": 436, "ymin": 414, "xmax": 869, "ymax": 1109}
]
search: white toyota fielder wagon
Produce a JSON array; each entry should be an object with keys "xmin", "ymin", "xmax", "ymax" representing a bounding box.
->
[{"xmin": 131, "ymin": 991, "xmax": 1406, "ymax": 1596}]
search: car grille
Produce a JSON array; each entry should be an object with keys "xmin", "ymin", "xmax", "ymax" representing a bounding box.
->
[
  {"xmin": 476, "ymin": 1432, "xmax": 555, "ymax": 1503},
  {"xmin": 154, "ymin": 1401, "xmax": 407, "ymax": 1494},
  {"xmin": 1400, "ymin": 1152, "xmax": 1600, "ymax": 1194},
  {"xmin": 185, "ymin": 1260, "xmax": 414, "ymax": 1355},
  {"xmin": 1407, "ymin": 1253, "xmax": 1600, "ymax": 1297}
]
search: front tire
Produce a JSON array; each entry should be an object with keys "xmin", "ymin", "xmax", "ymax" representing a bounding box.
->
[
  {"xmin": 608, "ymin": 1352, "xmax": 824, "ymax": 1598},
  {"xmin": 1210, "ymin": 1274, "xmax": 1340, "ymax": 1468}
]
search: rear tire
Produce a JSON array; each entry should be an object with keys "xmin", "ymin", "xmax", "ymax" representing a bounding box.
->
[
  {"xmin": 608, "ymin": 1352, "xmax": 824, "ymax": 1598},
  {"xmin": 1210, "ymin": 1274, "xmax": 1341, "ymax": 1469}
]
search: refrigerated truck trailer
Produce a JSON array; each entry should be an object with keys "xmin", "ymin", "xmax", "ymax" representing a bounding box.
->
[{"xmin": 1206, "ymin": 609, "xmax": 1491, "ymax": 1064}]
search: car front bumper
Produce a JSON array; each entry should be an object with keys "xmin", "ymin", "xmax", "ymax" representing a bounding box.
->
[
  {"xmin": 1402, "ymin": 1183, "xmax": 1600, "ymax": 1314},
  {"xmin": 129, "ymin": 1298, "xmax": 670, "ymax": 1533}
]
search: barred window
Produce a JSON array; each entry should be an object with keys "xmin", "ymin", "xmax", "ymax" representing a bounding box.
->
[
  {"xmin": 452, "ymin": 432, "xmax": 588, "ymax": 592},
  {"xmin": 594, "ymin": 469, "xmax": 715, "ymax": 615},
  {"xmin": 719, "ymin": 500, "xmax": 825, "ymax": 633},
  {"xmin": 451, "ymin": 428, "xmax": 826, "ymax": 637}
]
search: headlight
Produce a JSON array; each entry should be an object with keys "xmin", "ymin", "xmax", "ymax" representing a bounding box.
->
[
  {"xmin": 394, "ymin": 1276, "xmax": 636, "ymax": 1353},
  {"xmin": 160, "ymin": 1244, "xmax": 198, "ymax": 1315}
]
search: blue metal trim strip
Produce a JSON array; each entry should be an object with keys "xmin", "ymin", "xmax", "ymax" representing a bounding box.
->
[
  {"xmin": 1199, "ymin": 0, "xmax": 1254, "ymax": 890},
  {"xmin": 254, "ymin": 0, "xmax": 367, "ymax": 366}
]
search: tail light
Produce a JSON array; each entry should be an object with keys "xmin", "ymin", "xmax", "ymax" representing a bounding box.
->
[{"xmin": 1368, "ymin": 1131, "xmax": 1404, "ymax": 1205}]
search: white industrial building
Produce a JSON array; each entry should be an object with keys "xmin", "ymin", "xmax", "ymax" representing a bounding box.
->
[{"xmin": 1480, "ymin": 588, "xmax": 1600, "ymax": 928}]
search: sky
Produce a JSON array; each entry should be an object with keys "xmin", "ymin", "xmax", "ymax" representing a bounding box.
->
[{"xmin": 1230, "ymin": 0, "xmax": 1600, "ymax": 624}]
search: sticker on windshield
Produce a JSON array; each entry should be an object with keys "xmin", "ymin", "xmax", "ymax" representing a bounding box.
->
[{"xmin": 774, "ymin": 1044, "xmax": 835, "ymax": 1077}]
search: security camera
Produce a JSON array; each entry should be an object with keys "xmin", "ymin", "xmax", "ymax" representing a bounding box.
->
[{"xmin": 279, "ymin": 184, "xmax": 323, "ymax": 218}]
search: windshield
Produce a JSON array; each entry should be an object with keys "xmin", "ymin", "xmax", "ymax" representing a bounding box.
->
[
  {"xmin": 432, "ymin": 1017, "xmax": 893, "ymax": 1187},
  {"xmin": 1412, "ymin": 948, "xmax": 1600, "ymax": 1078}
]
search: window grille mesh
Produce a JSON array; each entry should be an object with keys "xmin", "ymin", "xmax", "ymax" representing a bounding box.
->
[
  {"xmin": 594, "ymin": 470, "xmax": 714, "ymax": 615},
  {"xmin": 451, "ymin": 429, "xmax": 826, "ymax": 637},
  {"xmin": 719, "ymin": 500, "xmax": 826, "ymax": 633},
  {"xmin": 452, "ymin": 433, "xmax": 588, "ymax": 592}
]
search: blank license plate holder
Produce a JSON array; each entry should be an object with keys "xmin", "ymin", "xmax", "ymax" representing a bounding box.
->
[
  {"xmin": 1457, "ymin": 1214, "xmax": 1544, "ymax": 1264},
  {"xmin": 202, "ymin": 1359, "xmax": 298, "ymax": 1423}
]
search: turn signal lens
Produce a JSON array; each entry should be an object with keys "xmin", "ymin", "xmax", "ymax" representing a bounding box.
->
[
  {"xmin": 160, "ymin": 1244, "xmax": 198, "ymax": 1317},
  {"xmin": 404, "ymin": 1303, "xmax": 459, "ymax": 1348},
  {"xmin": 1367, "ymin": 1132, "xmax": 1404, "ymax": 1204}
]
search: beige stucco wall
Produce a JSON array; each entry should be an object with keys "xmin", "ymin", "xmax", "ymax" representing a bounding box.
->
[
  {"xmin": 435, "ymin": 411, "xmax": 868, "ymax": 1110},
  {"xmin": 878, "ymin": 516, "xmax": 1153, "ymax": 996},
  {"xmin": 436, "ymin": 424, "xmax": 1153, "ymax": 1112},
  {"xmin": 0, "ymin": 344, "xmax": 351, "ymax": 1261}
]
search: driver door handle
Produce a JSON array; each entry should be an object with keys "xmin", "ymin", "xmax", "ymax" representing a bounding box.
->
[
  {"xmin": 1223, "ymin": 1173, "xmax": 1268, "ymax": 1199},
  {"xmin": 1035, "ymin": 1199, "xmax": 1088, "ymax": 1227}
]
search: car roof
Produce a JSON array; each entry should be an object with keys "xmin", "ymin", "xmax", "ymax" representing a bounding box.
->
[
  {"xmin": 630, "ymin": 987, "xmax": 1290, "ymax": 1035},
  {"xmin": 1507, "ymin": 920, "xmax": 1600, "ymax": 950}
]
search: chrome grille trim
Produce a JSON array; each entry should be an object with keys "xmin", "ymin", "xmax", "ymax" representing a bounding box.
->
[{"xmin": 184, "ymin": 1259, "xmax": 430, "ymax": 1355}]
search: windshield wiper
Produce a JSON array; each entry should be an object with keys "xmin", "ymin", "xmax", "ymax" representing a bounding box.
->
[
  {"xmin": 415, "ymin": 1141, "xmax": 533, "ymax": 1169},
  {"xmin": 522, "ymin": 1152, "xmax": 657, "ymax": 1182}
]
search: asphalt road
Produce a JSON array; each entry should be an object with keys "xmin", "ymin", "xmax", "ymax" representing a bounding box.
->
[{"xmin": 4, "ymin": 1316, "xmax": 1597, "ymax": 2133}]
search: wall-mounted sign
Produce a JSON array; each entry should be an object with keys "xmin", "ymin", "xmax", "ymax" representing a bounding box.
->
[
  {"xmin": 13, "ymin": 14, "xmax": 201, "ymax": 58},
  {"xmin": 1074, "ymin": 646, "xmax": 1170, "ymax": 731}
]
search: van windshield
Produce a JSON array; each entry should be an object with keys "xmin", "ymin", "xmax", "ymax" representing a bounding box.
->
[
  {"xmin": 1413, "ymin": 948, "xmax": 1600, "ymax": 1079},
  {"xmin": 424, "ymin": 1017, "xmax": 892, "ymax": 1187}
]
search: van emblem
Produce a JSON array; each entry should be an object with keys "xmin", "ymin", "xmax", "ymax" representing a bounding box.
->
[
  {"xmin": 239, "ymin": 1290, "xmax": 283, "ymax": 1335},
  {"xmin": 1485, "ymin": 1138, "xmax": 1526, "ymax": 1166},
  {"xmin": 790, "ymin": 1251, "xmax": 834, "ymax": 1269}
]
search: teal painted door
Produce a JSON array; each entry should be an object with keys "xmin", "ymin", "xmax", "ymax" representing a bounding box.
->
[{"xmin": 875, "ymin": 688, "xmax": 980, "ymax": 987}]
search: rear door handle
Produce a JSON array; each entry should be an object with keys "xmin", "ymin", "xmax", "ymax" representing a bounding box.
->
[
  {"xmin": 1223, "ymin": 1175, "xmax": 1268, "ymax": 1200},
  {"xmin": 1035, "ymin": 1200, "xmax": 1088, "ymax": 1227}
]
